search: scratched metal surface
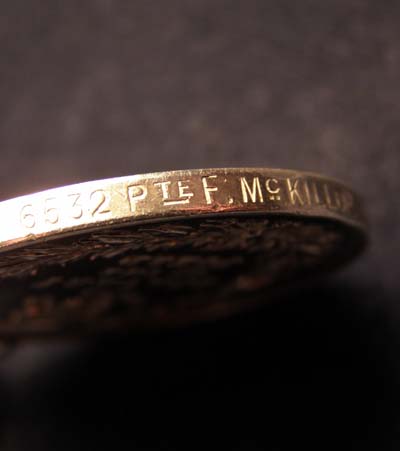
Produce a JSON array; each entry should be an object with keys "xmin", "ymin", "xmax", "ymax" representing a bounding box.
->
[{"xmin": 0, "ymin": 1, "xmax": 399, "ymax": 450}]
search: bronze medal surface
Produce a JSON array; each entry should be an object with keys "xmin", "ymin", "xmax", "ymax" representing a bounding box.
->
[{"xmin": 0, "ymin": 168, "xmax": 367, "ymax": 338}]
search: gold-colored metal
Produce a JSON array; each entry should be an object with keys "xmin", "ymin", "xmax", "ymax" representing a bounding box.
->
[
  {"xmin": 0, "ymin": 168, "xmax": 367, "ymax": 338},
  {"xmin": 0, "ymin": 168, "xmax": 365, "ymax": 250}
]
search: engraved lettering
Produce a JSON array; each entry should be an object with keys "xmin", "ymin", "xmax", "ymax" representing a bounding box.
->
[
  {"xmin": 334, "ymin": 190, "xmax": 342, "ymax": 210},
  {"xmin": 286, "ymin": 179, "xmax": 304, "ymax": 206},
  {"xmin": 303, "ymin": 181, "xmax": 311, "ymax": 205},
  {"xmin": 311, "ymin": 181, "xmax": 321, "ymax": 205},
  {"xmin": 154, "ymin": 181, "xmax": 171, "ymax": 200},
  {"xmin": 127, "ymin": 184, "xmax": 148, "ymax": 211},
  {"xmin": 68, "ymin": 193, "xmax": 83, "ymax": 219},
  {"xmin": 20, "ymin": 204, "xmax": 36, "ymax": 229},
  {"xmin": 265, "ymin": 178, "xmax": 281, "ymax": 200},
  {"xmin": 155, "ymin": 180, "xmax": 194, "ymax": 206},
  {"xmin": 90, "ymin": 190, "xmax": 111, "ymax": 216},
  {"xmin": 202, "ymin": 175, "xmax": 218, "ymax": 205},
  {"xmin": 240, "ymin": 177, "xmax": 264, "ymax": 203},
  {"xmin": 176, "ymin": 180, "xmax": 194, "ymax": 202},
  {"xmin": 323, "ymin": 184, "xmax": 333, "ymax": 208},
  {"xmin": 341, "ymin": 190, "xmax": 354, "ymax": 213},
  {"xmin": 44, "ymin": 198, "xmax": 59, "ymax": 224}
]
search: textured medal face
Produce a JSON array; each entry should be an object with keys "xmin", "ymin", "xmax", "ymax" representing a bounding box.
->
[{"xmin": 0, "ymin": 168, "xmax": 367, "ymax": 338}]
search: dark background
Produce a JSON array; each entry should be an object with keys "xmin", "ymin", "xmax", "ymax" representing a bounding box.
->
[{"xmin": 0, "ymin": 1, "xmax": 399, "ymax": 449}]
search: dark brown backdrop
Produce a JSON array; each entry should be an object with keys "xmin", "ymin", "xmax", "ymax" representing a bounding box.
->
[{"xmin": 0, "ymin": 1, "xmax": 399, "ymax": 450}]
